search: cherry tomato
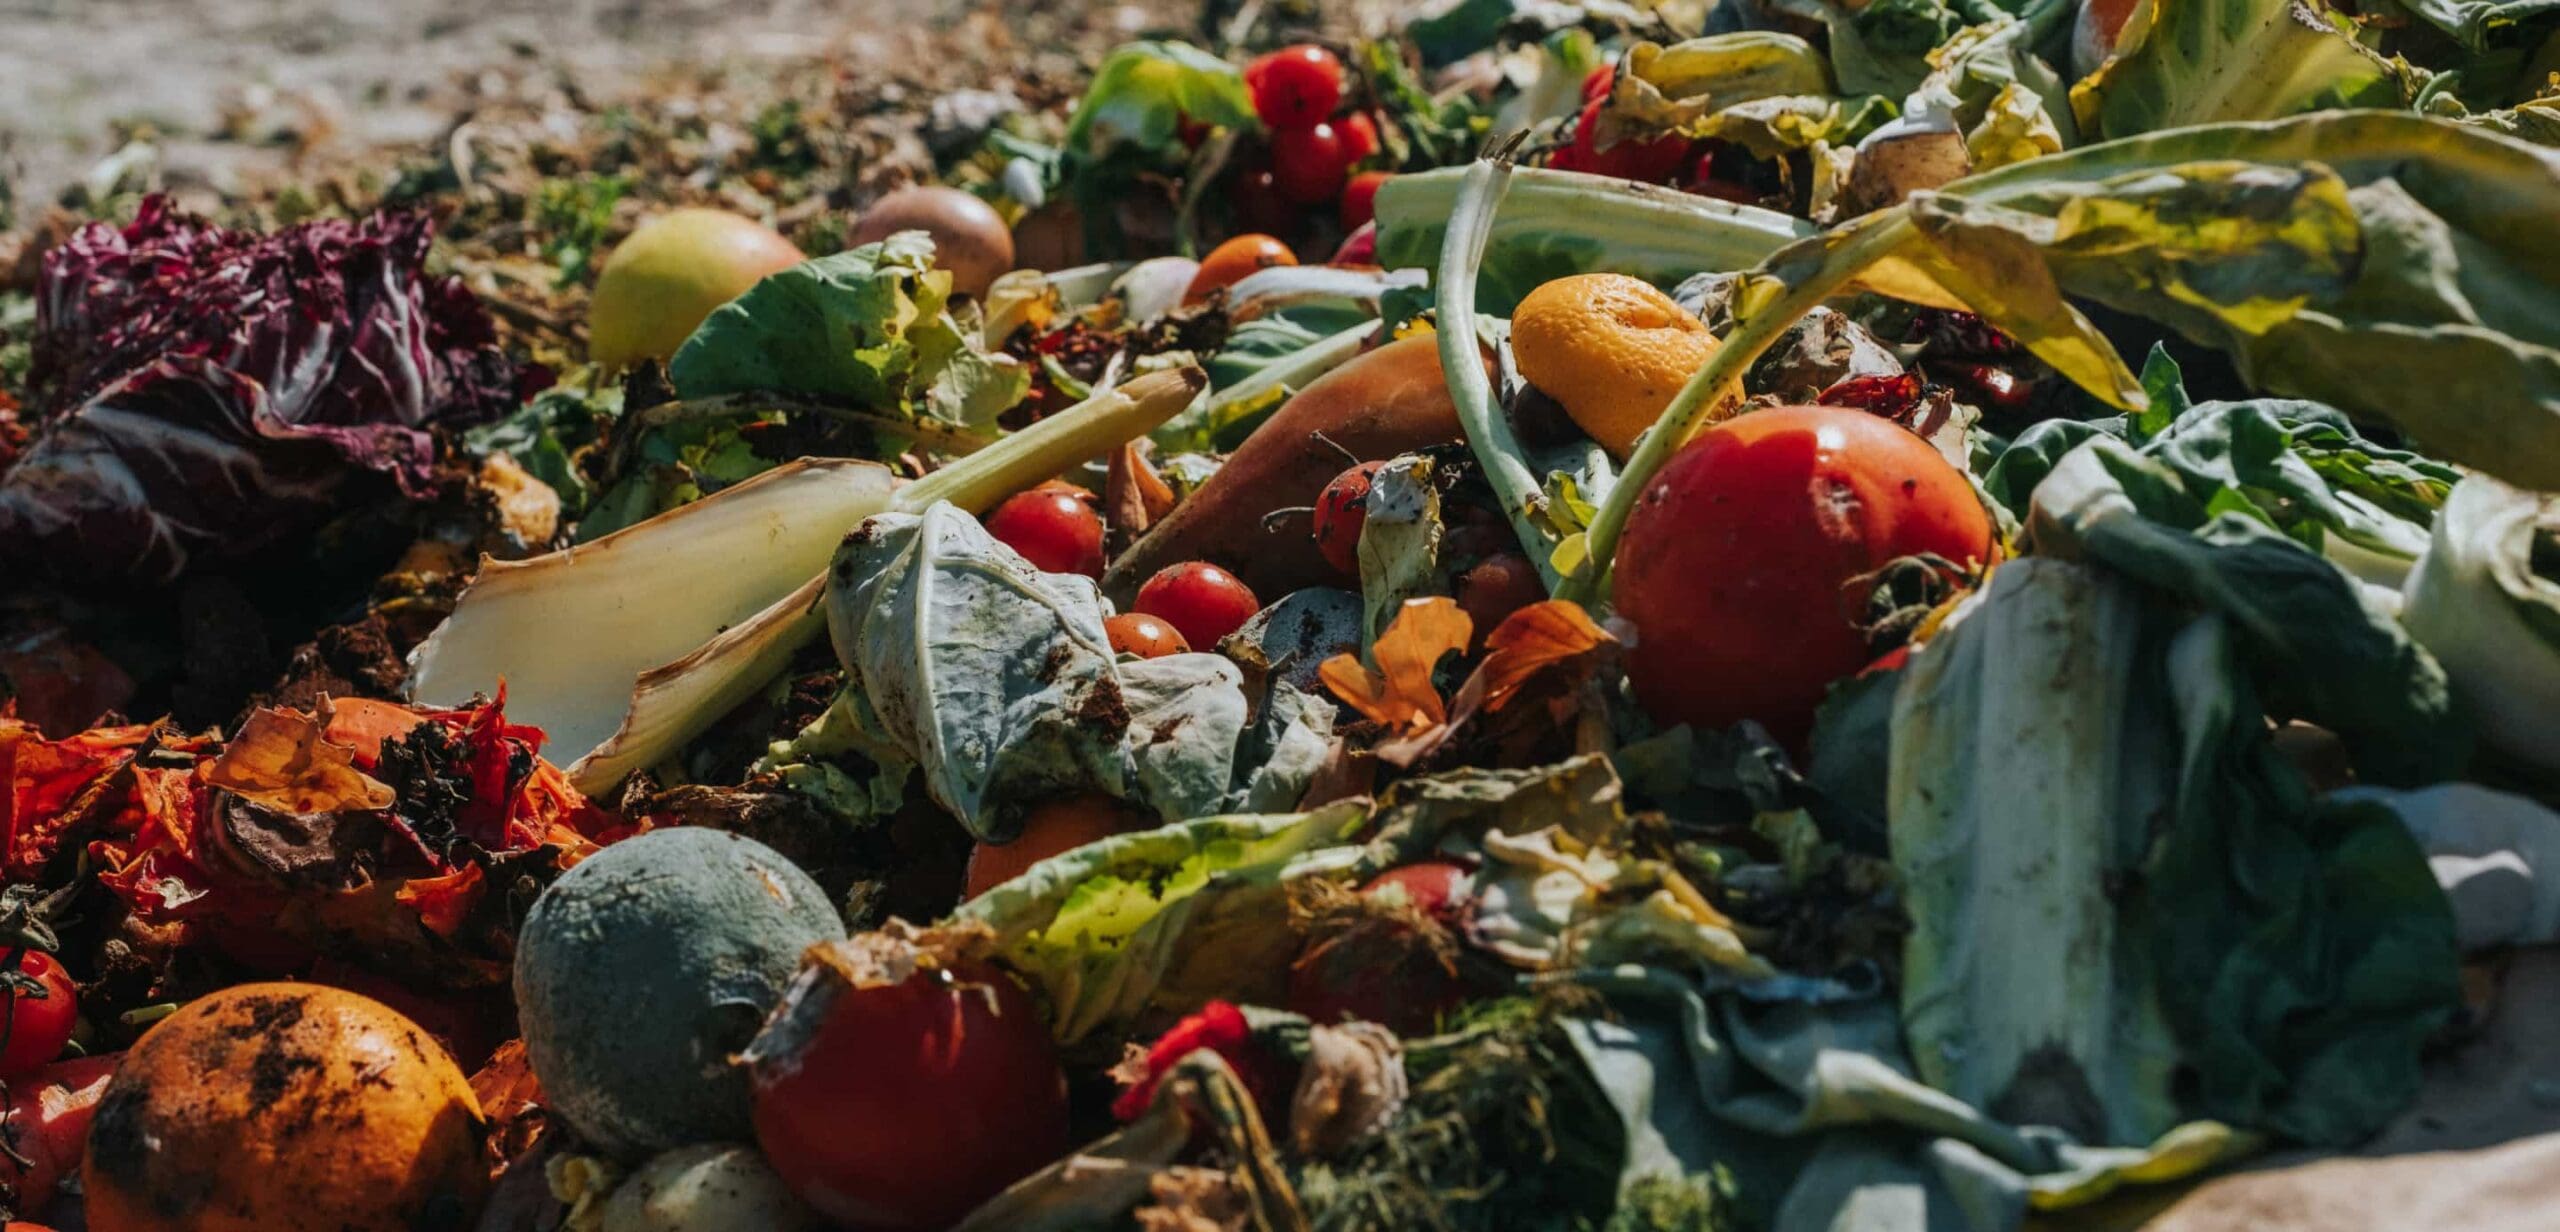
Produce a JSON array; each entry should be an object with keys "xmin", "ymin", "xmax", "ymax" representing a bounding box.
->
[
  {"xmin": 964, "ymin": 794, "xmax": 1138, "ymax": 900},
  {"xmin": 1134, "ymin": 562, "xmax": 1262, "ymax": 650},
  {"xmin": 1183, "ymin": 233, "xmax": 1298, "ymax": 304},
  {"xmin": 1270, "ymin": 121, "xmax": 1355, "ymax": 204},
  {"xmin": 1454, "ymin": 551, "xmax": 1545, "ymax": 647},
  {"xmin": 1553, "ymin": 97, "xmax": 1690, "ymax": 184},
  {"xmin": 1340, "ymin": 170, "xmax": 1392, "ymax": 232},
  {"xmin": 1615, "ymin": 405, "xmax": 1993, "ymax": 749},
  {"xmin": 986, "ymin": 487, "xmax": 1104, "ymax": 577},
  {"xmin": 1330, "ymin": 221, "xmax": 1379, "ymax": 267},
  {"xmin": 1312, "ymin": 460, "xmax": 1383, "ymax": 576},
  {"xmin": 1338, "ymin": 112, "xmax": 1381, "ymax": 163},
  {"xmin": 0, "ymin": 951, "xmax": 76, "ymax": 1077},
  {"xmin": 1104, "ymin": 612, "xmax": 1192, "ymax": 659},
  {"xmin": 751, "ymin": 956, "xmax": 1067, "ymax": 1231},
  {"xmin": 1244, "ymin": 44, "xmax": 1345, "ymax": 131}
]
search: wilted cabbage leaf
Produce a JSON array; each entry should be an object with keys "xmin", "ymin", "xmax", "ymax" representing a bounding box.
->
[{"xmin": 823, "ymin": 502, "xmax": 1330, "ymax": 840}]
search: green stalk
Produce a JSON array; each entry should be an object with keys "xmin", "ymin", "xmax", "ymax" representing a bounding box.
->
[
  {"xmin": 1435, "ymin": 152, "xmax": 1568, "ymax": 594},
  {"xmin": 896, "ymin": 367, "xmax": 1206, "ymax": 515},
  {"xmin": 1558, "ymin": 208, "xmax": 1919, "ymax": 605}
]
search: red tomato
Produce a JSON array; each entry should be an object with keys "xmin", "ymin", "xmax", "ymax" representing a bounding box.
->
[
  {"xmin": 1553, "ymin": 98, "xmax": 1690, "ymax": 184},
  {"xmin": 1271, "ymin": 121, "xmax": 1355, "ymax": 204},
  {"xmin": 986, "ymin": 487, "xmax": 1105, "ymax": 578},
  {"xmin": 1340, "ymin": 170, "xmax": 1392, "ymax": 232},
  {"xmin": 751, "ymin": 959, "xmax": 1068, "ymax": 1231},
  {"xmin": 1134, "ymin": 562, "xmax": 1262, "ymax": 651},
  {"xmin": 1454, "ymin": 551, "xmax": 1545, "ymax": 647},
  {"xmin": 1312, "ymin": 460, "xmax": 1384, "ymax": 576},
  {"xmin": 1231, "ymin": 165, "xmax": 1300, "ymax": 238},
  {"xmin": 1338, "ymin": 112, "xmax": 1381, "ymax": 162},
  {"xmin": 0, "ymin": 951, "xmax": 76, "ymax": 1077},
  {"xmin": 965, "ymin": 794, "xmax": 1136, "ymax": 900},
  {"xmin": 1615, "ymin": 405, "xmax": 1993, "ymax": 749},
  {"xmin": 1244, "ymin": 44, "xmax": 1345, "ymax": 130},
  {"xmin": 1183, "ymin": 233, "xmax": 1298, "ymax": 304},
  {"xmin": 1104, "ymin": 612, "xmax": 1192, "ymax": 660}
]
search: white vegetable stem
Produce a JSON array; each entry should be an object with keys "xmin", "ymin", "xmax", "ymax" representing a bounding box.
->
[
  {"xmin": 1559, "ymin": 208, "xmax": 1918, "ymax": 605},
  {"xmin": 1435, "ymin": 153, "xmax": 1566, "ymax": 593}
]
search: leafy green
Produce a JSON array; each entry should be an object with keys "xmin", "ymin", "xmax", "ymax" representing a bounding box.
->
[
  {"xmin": 2069, "ymin": 0, "xmax": 2399, "ymax": 139},
  {"xmin": 2391, "ymin": 0, "xmax": 2560, "ymax": 48},
  {"xmin": 1773, "ymin": 0, "xmax": 1972, "ymax": 98},
  {"xmin": 2030, "ymin": 437, "xmax": 2470, "ymax": 784},
  {"xmin": 956, "ymin": 807, "xmax": 1367, "ymax": 1042},
  {"xmin": 1356, "ymin": 456, "xmax": 1447, "ymax": 658},
  {"xmin": 576, "ymin": 410, "xmax": 774, "ymax": 539},
  {"xmin": 1897, "ymin": 451, "xmax": 2465, "ymax": 1146},
  {"xmin": 1891, "ymin": 559, "xmax": 2186, "ymax": 1148},
  {"xmin": 668, "ymin": 233, "xmax": 1029, "ymax": 427},
  {"xmin": 1598, "ymin": 34, "xmax": 1836, "ymax": 140},
  {"xmin": 1987, "ymin": 396, "xmax": 2461, "ymax": 589},
  {"xmin": 1907, "ymin": 17, "xmax": 2079, "ymax": 164},
  {"xmin": 1061, "ymin": 41, "xmax": 1256, "ymax": 160},
  {"xmin": 1375, "ymin": 165, "xmax": 1815, "ymax": 314},
  {"xmin": 2402, "ymin": 474, "xmax": 2560, "ymax": 774},
  {"xmin": 465, "ymin": 382, "xmax": 621, "ymax": 518},
  {"xmin": 819, "ymin": 502, "xmax": 1331, "ymax": 841}
]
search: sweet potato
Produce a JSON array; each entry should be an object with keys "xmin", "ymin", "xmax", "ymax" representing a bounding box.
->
[{"xmin": 1104, "ymin": 333, "xmax": 1478, "ymax": 603}]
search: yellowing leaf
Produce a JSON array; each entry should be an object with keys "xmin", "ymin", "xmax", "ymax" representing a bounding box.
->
[{"xmin": 205, "ymin": 706, "xmax": 396, "ymax": 814}]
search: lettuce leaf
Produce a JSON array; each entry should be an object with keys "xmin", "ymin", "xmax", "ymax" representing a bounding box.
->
[
  {"xmin": 668, "ymin": 232, "xmax": 1028, "ymax": 427},
  {"xmin": 2067, "ymin": 0, "xmax": 2402, "ymax": 140},
  {"xmin": 1061, "ymin": 41, "xmax": 1256, "ymax": 160},
  {"xmin": 956, "ymin": 806, "xmax": 1368, "ymax": 1042}
]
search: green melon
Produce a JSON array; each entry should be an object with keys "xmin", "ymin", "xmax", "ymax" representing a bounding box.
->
[{"xmin": 514, "ymin": 828, "xmax": 842, "ymax": 1158}]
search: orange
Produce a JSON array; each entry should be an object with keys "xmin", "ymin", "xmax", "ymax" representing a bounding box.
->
[
  {"xmin": 84, "ymin": 983, "xmax": 488, "ymax": 1232},
  {"xmin": 1509, "ymin": 273, "xmax": 1720, "ymax": 456}
]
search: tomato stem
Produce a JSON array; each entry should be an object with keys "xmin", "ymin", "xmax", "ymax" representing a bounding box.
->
[{"xmin": 1560, "ymin": 207, "xmax": 1920, "ymax": 605}]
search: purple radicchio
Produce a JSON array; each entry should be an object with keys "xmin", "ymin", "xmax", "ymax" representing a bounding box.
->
[{"xmin": 0, "ymin": 195, "xmax": 538, "ymax": 585}]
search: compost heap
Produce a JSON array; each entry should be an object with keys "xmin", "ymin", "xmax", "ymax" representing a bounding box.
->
[{"xmin": 4, "ymin": 1, "xmax": 2560, "ymax": 1230}]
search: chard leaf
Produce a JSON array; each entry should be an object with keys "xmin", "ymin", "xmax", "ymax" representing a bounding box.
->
[
  {"xmin": 1375, "ymin": 165, "xmax": 1815, "ymax": 314},
  {"xmin": 1597, "ymin": 34, "xmax": 1837, "ymax": 148},
  {"xmin": 1937, "ymin": 112, "xmax": 2560, "ymax": 490},
  {"xmin": 2068, "ymin": 0, "xmax": 2400, "ymax": 139},
  {"xmin": 668, "ymin": 233, "xmax": 1028, "ymax": 426}
]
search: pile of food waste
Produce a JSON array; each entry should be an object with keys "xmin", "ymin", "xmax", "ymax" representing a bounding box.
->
[{"xmin": 2, "ymin": 0, "xmax": 2558, "ymax": 1228}]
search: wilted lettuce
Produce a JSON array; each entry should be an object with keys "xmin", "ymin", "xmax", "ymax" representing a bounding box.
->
[
  {"xmin": 2069, "ymin": 0, "xmax": 2400, "ymax": 140},
  {"xmin": 1, "ymin": 196, "xmax": 533, "ymax": 584},
  {"xmin": 668, "ymin": 232, "xmax": 1028, "ymax": 427}
]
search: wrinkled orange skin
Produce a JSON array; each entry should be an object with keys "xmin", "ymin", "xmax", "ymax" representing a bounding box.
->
[{"xmin": 83, "ymin": 984, "xmax": 488, "ymax": 1232}]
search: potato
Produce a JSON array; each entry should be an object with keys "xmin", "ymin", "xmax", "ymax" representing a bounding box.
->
[
  {"xmin": 851, "ymin": 186, "xmax": 1014, "ymax": 299},
  {"xmin": 83, "ymin": 984, "xmax": 487, "ymax": 1232},
  {"xmin": 600, "ymin": 1144, "xmax": 818, "ymax": 1232},
  {"xmin": 1103, "ymin": 333, "xmax": 1477, "ymax": 605}
]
